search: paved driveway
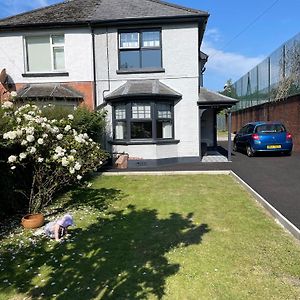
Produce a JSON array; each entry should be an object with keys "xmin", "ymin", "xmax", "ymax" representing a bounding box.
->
[{"xmin": 116, "ymin": 143, "xmax": 300, "ymax": 230}]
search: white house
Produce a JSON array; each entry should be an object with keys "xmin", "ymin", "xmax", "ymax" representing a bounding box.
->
[{"xmin": 0, "ymin": 0, "xmax": 237, "ymax": 167}]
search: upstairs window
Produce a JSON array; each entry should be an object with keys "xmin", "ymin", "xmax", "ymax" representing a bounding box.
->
[
  {"xmin": 25, "ymin": 35, "xmax": 65, "ymax": 72},
  {"xmin": 119, "ymin": 29, "xmax": 162, "ymax": 70}
]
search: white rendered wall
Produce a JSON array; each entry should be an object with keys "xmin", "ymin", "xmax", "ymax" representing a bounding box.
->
[
  {"xmin": 94, "ymin": 23, "xmax": 200, "ymax": 160},
  {"xmin": 0, "ymin": 28, "xmax": 93, "ymax": 84}
]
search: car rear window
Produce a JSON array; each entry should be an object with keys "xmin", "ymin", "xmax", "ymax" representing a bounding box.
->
[{"xmin": 255, "ymin": 124, "xmax": 286, "ymax": 133}]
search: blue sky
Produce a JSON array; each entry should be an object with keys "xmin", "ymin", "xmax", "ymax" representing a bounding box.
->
[{"xmin": 0, "ymin": 0, "xmax": 299, "ymax": 91}]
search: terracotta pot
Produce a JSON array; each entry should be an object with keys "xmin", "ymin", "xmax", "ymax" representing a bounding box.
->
[{"xmin": 21, "ymin": 213, "xmax": 45, "ymax": 229}]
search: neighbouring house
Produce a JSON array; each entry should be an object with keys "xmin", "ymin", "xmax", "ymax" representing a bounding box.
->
[{"xmin": 0, "ymin": 0, "xmax": 238, "ymax": 167}]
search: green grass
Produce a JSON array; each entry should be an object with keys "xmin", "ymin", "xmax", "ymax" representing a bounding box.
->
[{"xmin": 0, "ymin": 174, "xmax": 300, "ymax": 299}]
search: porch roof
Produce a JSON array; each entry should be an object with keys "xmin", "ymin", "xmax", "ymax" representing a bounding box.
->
[
  {"xmin": 198, "ymin": 87, "xmax": 238, "ymax": 108},
  {"xmin": 104, "ymin": 80, "xmax": 182, "ymax": 101},
  {"xmin": 17, "ymin": 83, "xmax": 83, "ymax": 100}
]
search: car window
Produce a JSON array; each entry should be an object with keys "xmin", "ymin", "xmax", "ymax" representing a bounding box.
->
[
  {"xmin": 255, "ymin": 124, "xmax": 286, "ymax": 133},
  {"xmin": 246, "ymin": 125, "xmax": 255, "ymax": 134},
  {"xmin": 239, "ymin": 125, "xmax": 248, "ymax": 134}
]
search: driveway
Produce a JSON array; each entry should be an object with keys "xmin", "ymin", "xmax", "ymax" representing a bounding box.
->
[{"xmin": 112, "ymin": 143, "xmax": 300, "ymax": 231}]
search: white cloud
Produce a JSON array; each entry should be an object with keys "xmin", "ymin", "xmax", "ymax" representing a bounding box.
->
[
  {"xmin": 202, "ymin": 41, "xmax": 264, "ymax": 80},
  {"xmin": 201, "ymin": 28, "xmax": 265, "ymax": 90}
]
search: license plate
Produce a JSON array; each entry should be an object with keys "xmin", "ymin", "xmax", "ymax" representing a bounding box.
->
[{"xmin": 267, "ymin": 145, "xmax": 281, "ymax": 149}]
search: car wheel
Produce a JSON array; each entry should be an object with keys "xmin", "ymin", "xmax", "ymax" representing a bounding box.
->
[
  {"xmin": 233, "ymin": 142, "xmax": 237, "ymax": 152},
  {"xmin": 285, "ymin": 151, "xmax": 292, "ymax": 156},
  {"xmin": 246, "ymin": 145, "xmax": 255, "ymax": 157}
]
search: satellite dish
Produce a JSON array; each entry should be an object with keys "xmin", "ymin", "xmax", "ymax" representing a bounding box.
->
[{"xmin": 0, "ymin": 69, "xmax": 7, "ymax": 84}]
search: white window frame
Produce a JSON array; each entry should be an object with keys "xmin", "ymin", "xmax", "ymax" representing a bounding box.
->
[
  {"xmin": 119, "ymin": 32, "xmax": 140, "ymax": 49},
  {"xmin": 24, "ymin": 34, "xmax": 65, "ymax": 73}
]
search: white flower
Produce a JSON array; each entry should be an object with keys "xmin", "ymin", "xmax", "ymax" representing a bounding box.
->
[
  {"xmin": 2, "ymin": 101, "xmax": 13, "ymax": 109},
  {"xmin": 52, "ymin": 154, "xmax": 59, "ymax": 160},
  {"xmin": 56, "ymin": 134, "xmax": 63, "ymax": 140},
  {"xmin": 8, "ymin": 155, "xmax": 17, "ymax": 163},
  {"xmin": 68, "ymin": 114, "xmax": 74, "ymax": 120},
  {"xmin": 29, "ymin": 147, "xmax": 36, "ymax": 154},
  {"xmin": 19, "ymin": 153, "xmax": 27, "ymax": 160},
  {"xmin": 3, "ymin": 131, "xmax": 17, "ymax": 140},
  {"xmin": 68, "ymin": 155, "xmax": 75, "ymax": 162},
  {"xmin": 64, "ymin": 125, "xmax": 71, "ymax": 132},
  {"xmin": 69, "ymin": 168, "xmax": 75, "ymax": 174},
  {"xmin": 83, "ymin": 133, "xmax": 89, "ymax": 139},
  {"xmin": 16, "ymin": 129, "xmax": 23, "ymax": 137},
  {"xmin": 77, "ymin": 175, "xmax": 82, "ymax": 180},
  {"xmin": 42, "ymin": 133, "xmax": 48, "ymax": 138},
  {"xmin": 37, "ymin": 157, "xmax": 44, "ymax": 163},
  {"xmin": 21, "ymin": 140, "xmax": 28, "ymax": 146},
  {"xmin": 74, "ymin": 162, "xmax": 81, "ymax": 171},
  {"xmin": 37, "ymin": 138, "xmax": 44, "ymax": 145},
  {"xmin": 11, "ymin": 166, "xmax": 16, "ymax": 170},
  {"xmin": 26, "ymin": 135, "xmax": 35, "ymax": 142},
  {"xmin": 61, "ymin": 157, "xmax": 69, "ymax": 167},
  {"xmin": 25, "ymin": 127, "xmax": 34, "ymax": 135},
  {"xmin": 70, "ymin": 149, "xmax": 77, "ymax": 154},
  {"xmin": 16, "ymin": 118, "xmax": 22, "ymax": 123},
  {"xmin": 10, "ymin": 91, "xmax": 17, "ymax": 98}
]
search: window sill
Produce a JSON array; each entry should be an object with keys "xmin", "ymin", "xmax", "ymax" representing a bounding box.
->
[
  {"xmin": 116, "ymin": 68, "xmax": 165, "ymax": 75},
  {"xmin": 22, "ymin": 72, "xmax": 69, "ymax": 78},
  {"xmin": 109, "ymin": 139, "xmax": 180, "ymax": 145}
]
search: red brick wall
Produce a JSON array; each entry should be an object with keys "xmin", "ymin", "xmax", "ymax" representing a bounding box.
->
[
  {"xmin": 1, "ymin": 81, "xmax": 94, "ymax": 110},
  {"xmin": 232, "ymin": 95, "xmax": 300, "ymax": 151}
]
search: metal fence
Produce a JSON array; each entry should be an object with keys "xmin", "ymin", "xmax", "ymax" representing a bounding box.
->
[{"xmin": 232, "ymin": 32, "xmax": 300, "ymax": 111}]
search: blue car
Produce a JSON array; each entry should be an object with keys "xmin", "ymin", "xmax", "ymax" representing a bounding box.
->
[{"xmin": 233, "ymin": 122, "xmax": 293, "ymax": 157}]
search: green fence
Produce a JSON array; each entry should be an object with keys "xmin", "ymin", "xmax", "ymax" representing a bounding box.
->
[{"xmin": 232, "ymin": 32, "xmax": 300, "ymax": 111}]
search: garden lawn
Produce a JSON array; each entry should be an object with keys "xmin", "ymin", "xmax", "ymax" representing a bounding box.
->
[{"xmin": 0, "ymin": 174, "xmax": 300, "ymax": 300}]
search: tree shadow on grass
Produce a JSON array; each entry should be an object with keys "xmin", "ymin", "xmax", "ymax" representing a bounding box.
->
[{"xmin": 0, "ymin": 189, "xmax": 210, "ymax": 299}]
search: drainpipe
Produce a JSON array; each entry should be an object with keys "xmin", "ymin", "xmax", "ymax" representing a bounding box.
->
[
  {"xmin": 102, "ymin": 27, "xmax": 111, "ymax": 103},
  {"xmin": 89, "ymin": 23, "xmax": 97, "ymax": 109}
]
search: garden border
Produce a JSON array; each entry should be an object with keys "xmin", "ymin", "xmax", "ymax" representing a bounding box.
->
[{"xmin": 102, "ymin": 170, "xmax": 300, "ymax": 240}]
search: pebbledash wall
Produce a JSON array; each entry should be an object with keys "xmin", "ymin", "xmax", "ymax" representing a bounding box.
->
[
  {"xmin": 94, "ymin": 23, "xmax": 201, "ymax": 161},
  {"xmin": 231, "ymin": 94, "xmax": 300, "ymax": 152},
  {"xmin": 0, "ymin": 28, "xmax": 94, "ymax": 109}
]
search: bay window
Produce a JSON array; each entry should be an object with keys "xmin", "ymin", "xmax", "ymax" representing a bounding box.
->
[
  {"xmin": 119, "ymin": 29, "xmax": 162, "ymax": 70},
  {"xmin": 113, "ymin": 101, "xmax": 174, "ymax": 142},
  {"xmin": 25, "ymin": 35, "xmax": 65, "ymax": 72}
]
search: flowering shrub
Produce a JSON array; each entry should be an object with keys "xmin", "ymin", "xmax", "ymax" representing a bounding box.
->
[{"xmin": 0, "ymin": 102, "xmax": 108, "ymax": 213}]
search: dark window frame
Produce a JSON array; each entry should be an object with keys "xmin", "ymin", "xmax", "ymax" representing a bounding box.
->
[
  {"xmin": 112, "ymin": 100, "xmax": 175, "ymax": 143},
  {"xmin": 118, "ymin": 28, "xmax": 163, "ymax": 71}
]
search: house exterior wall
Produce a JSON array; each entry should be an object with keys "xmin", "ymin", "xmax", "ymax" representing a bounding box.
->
[
  {"xmin": 0, "ymin": 28, "xmax": 94, "ymax": 108},
  {"xmin": 231, "ymin": 95, "xmax": 300, "ymax": 151},
  {"xmin": 94, "ymin": 23, "xmax": 200, "ymax": 161}
]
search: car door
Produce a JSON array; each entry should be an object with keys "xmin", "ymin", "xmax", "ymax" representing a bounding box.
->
[{"xmin": 235, "ymin": 125, "xmax": 248, "ymax": 149}]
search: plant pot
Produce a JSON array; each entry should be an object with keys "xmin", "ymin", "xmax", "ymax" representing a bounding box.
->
[{"xmin": 21, "ymin": 213, "xmax": 45, "ymax": 229}]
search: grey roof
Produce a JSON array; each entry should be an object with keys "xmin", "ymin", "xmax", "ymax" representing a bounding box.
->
[
  {"xmin": 0, "ymin": 0, "xmax": 209, "ymax": 28},
  {"xmin": 17, "ymin": 83, "xmax": 83, "ymax": 100},
  {"xmin": 198, "ymin": 87, "xmax": 238, "ymax": 107},
  {"xmin": 105, "ymin": 80, "xmax": 182, "ymax": 101}
]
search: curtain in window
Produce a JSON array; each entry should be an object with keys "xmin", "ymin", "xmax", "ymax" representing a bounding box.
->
[{"xmin": 26, "ymin": 36, "xmax": 52, "ymax": 72}]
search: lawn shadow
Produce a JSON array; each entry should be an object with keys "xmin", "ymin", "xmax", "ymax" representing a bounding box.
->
[{"xmin": 0, "ymin": 197, "xmax": 210, "ymax": 299}]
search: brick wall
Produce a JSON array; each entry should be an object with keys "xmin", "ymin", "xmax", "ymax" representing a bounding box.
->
[{"xmin": 232, "ymin": 94, "xmax": 300, "ymax": 151}]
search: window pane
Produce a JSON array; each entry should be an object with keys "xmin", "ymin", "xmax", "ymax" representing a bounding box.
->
[
  {"xmin": 120, "ymin": 51, "xmax": 140, "ymax": 69},
  {"xmin": 132, "ymin": 103, "xmax": 151, "ymax": 119},
  {"xmin": 131, "ymin": 122, "xmax": 152, "ymax": 139},
  {"xmin": 141, "ymin": 50, "xmax": 161, "ymax": 68},
  {"xmin": 157, "ymin": 121, "xmax": 173, "ymax": 138},
  {"xmin": 142, "ymin": 31, "xmax": 160, "ymax": 47},
  {"xmin": 53, "ymin": 47, "xmax": 65, "ymax": 70},
  {"xmin": 157, "ymin": 104, "xmax": 171, "ymax": 118},
  {"xmin": 52, "ymin": 35, "xmax": 64, "ymax": 45},
  {"xmin": 115, "ymin": 121, "xmax": 126, "ymax": 140},
  {"xmin": 120, "ymin": 32, "xmax": 139, "ymax": 48},
  {"xmin": 115, "ymin": 104, "xmax": 126, "ymax": 119},
  {"xmin": 26, "ymin": 36, "xmax": 51, "ymax": 72}
]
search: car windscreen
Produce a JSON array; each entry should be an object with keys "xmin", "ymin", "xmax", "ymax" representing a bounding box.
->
[{"xmin": 255, "ymin": 124, "xmax": 286, "ymax": 133}]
